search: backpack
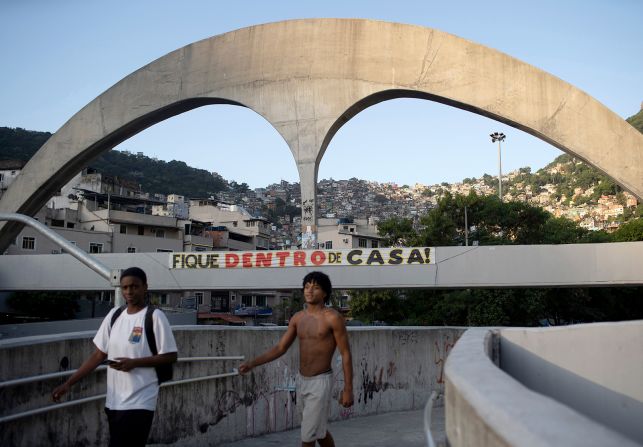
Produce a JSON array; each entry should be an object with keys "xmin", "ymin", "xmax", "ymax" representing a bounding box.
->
[{"xmin": 109, "ymin": 305, "xmax": 173, "ymax": 384}]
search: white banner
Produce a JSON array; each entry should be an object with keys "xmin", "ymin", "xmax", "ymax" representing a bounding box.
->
[{"xmin": 170, "ymin": 247, "xmax": 434, "ymax": 269}]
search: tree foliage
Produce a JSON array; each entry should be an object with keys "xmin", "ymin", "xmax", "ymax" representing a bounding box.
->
[
  {"xmin": 0, "ymin": 126, "xmax": 228, "ymax": 198},
  {"xmin": 349, "ymin": 286, "xmax": 643, "ymax": 327},
  {"xmin": 364, "ymin": 191, "xmax": 643, "ymax": 327},
  {"xmin": 378, "ymin": 216, "xmax": 416, "ymax": 247},
  {"xmin": 7, "ymin": 291, "xmax": 80, "ymax": 321},
  {"xmin": 611, "ymin": 218, "xmax": 643, "ymax": 242}
]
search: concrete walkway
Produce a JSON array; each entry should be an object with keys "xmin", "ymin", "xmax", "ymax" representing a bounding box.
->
[{"xmin": 218, "ymin": 408, "xmax": 445, "ymax": 447}]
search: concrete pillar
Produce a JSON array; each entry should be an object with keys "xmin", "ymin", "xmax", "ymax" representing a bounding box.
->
[{"xmin": 297, "ymin": 160, "xmax": 319, "ymax": 249}]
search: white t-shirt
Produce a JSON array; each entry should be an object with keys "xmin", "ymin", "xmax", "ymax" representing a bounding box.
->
[{"xmin": 93, "ymin": 306, "xmax": 178, "ymax": 411}]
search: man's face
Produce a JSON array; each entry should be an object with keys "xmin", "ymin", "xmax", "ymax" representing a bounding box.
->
[
  {"xmin": 303, "ymin": 280, "xmax": 326, "ymax": 305},
  {"xmin": 120, "ymin": 276, "xmax": 147, "ymax": 308}
]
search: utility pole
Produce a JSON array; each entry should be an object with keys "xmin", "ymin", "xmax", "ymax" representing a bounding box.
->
[{"xmin": 464, "ymin": 205, "xmax": 469, "ymax": 246}]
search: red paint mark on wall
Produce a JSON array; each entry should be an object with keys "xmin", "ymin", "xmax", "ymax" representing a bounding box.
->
[{"xmin": 434, "ymin": 336, "xmax": 455, "ymax": 384}]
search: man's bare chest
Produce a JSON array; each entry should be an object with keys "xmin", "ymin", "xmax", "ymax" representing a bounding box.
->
[{"xmin": 297, "ymin": 314, "xmax": 332, "ymax": 341}]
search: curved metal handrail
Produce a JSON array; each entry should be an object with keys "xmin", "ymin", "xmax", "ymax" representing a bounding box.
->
[
  {"xmin": 423, "ymin": 390, "xmax": 439, "ymax": 447},
  {"xmin": 0, "ymin": 356, "xmax": 243, "ymax": 424}
]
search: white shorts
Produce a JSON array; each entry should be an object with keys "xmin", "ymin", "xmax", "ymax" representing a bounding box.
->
[{"xmin": 298, "ymin": 370, "xmax": 333, "ymax": 443}]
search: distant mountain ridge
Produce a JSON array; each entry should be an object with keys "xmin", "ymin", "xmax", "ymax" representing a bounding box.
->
[{"xmin": 0, "ymin": 127, "xmax": 227, "ymax": 198}]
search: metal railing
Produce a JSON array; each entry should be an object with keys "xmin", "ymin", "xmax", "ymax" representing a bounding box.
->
[
  {"xmin": 0, "ymin": 356, "xmax": 243, "ymax": 424},
  {"xmin": 424, "ymin": 390, "xmax": 440, "ymax": 447},
  {"xmin": 0, "ymin": 212, "xmax": 125, "ymax": 305}
]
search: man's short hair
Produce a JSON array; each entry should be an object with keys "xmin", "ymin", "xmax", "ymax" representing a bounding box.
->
[
  {"xmin": 120, "ymin": 267, "xmax": 148, "ymax": 285},
  {"xmin": 302, "ymin": 271, "xmax": 332, "ymax": 303}
]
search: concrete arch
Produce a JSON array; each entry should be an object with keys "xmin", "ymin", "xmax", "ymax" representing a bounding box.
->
[{"xmin": 1, "ymin": 18, "xmax": 642, "ymax": 250}]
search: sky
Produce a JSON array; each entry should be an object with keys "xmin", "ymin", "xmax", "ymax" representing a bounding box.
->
[{"xmin": 1, "ymin": 0, "xmax": 641, "ymax": 189}]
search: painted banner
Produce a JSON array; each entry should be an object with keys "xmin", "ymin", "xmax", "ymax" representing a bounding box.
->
[{"xmin": 169, "ymin": 247, "xmax": 434, "ymax": 269}]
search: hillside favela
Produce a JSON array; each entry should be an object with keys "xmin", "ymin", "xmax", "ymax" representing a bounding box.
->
[
  {"xmin": 1, "ymin": 17, "xmax": 643, "ymax": 447},
  {"xmin": 2, "ymin": 111, "xmax": 642, "ymax": 263}
]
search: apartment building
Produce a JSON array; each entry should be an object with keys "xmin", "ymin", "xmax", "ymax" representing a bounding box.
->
[
  {"xmin": 0, "ymin": 160, "xmax": 24, "ymax": 199},
  {"xmin": 317, "ymin": 217, "xmax": 383, "ymax": 250},
  {"xmin": 188, "ymin": 199, "xmax": 271, "ymax": 250}
]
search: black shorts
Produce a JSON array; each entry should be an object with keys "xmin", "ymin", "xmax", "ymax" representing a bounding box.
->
[{"xmin": 104, "ymin": 408, "xmax": 155, "ymax": 447}]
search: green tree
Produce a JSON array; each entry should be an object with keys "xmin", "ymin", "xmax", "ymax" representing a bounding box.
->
[
  {"xmin": 611, "ymin": 218, "xmax": 643, "ymax": 242},
  {"xmin": 377, "ymin": 216, "xmax": 416, "ymax": 247},
  {"xmin": 541, "ymin": 217, "xmax": 589, "ymax": 244},
  {"xmin": 349, "ymin": 289, "xmax": 405, "ymax": 323}
]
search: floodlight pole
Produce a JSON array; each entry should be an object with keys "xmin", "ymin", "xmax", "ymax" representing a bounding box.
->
[{"xmin": 490, "ymin": 132, "xmax": 506, "ymax": 200}]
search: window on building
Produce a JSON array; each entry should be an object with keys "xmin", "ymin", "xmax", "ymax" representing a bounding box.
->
[
  {"xmin": 138, "ymin": 225, "xmax": 145, "ymax": 236},
  {"xmin": 120, "ymin": 224, "xmax": 127, "ymax": 234},
  {"xmin": 358, "ymin": 238, "xmax": 367, "ymax": 248},
  {"xmin": 22, "ymin": 236, "xmax": 35, "ymax": 250},
  {"xmin": 89, "ymin": 243, "xmax": 103, "ymax": 253},
  {"xmin": 155, "ymin": 229, "xmax": 165, "ymax": 238},
  {"xmin": 194, "ymin": 246, "xmax": 207, "ymax": 252},
  {"xmin": 156, "ymin": 249, "xmax": 173, "ymax": 252},
  {"xmin": 127, "ymin": 247, "xmax": 136, "ymax": 253},
  {"xmin": 255, "ymin": 295, "xmax": 267, "ymax": 307},
  {"xmin": 51, "ymin": 219, "xmax": 64, "ymax": 227},
  {"xmin": 242, "ymin": 295, "xmax": 253, "ymax": 306},
  {"xmin": 372, "ymin": 240, "xmax": 379, "ymax": 248},
  {"xmin": 195, "ymin": 292, "xmax": 204, "ymax": 305},
  {"xmin": 159, "ymin": 294, "xmax": 168, "ymax": 305},
  {"xmin": 325, "ymin": 241, "xmax": 333, "ymax": 249},
  {"xmin": 66, "ymin": 222, "xmax": 75, "ymax": 229},
  {"xmin": 211, "ymin": 293, "xmax": 228, "ymax": 311},
  {"xmin": 350, "ymin": 228, "xmax": 355, "ymax": 232}
]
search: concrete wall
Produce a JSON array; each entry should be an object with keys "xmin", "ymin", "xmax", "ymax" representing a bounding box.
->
[
  {"xmin": 444, "ymin": 325, "xmax": 642, "ymax": 447},
  {"xmin": 499, "ymin": 321, "xmax": 643, "ymax": 444},
  {"xmin": 0, "ymin": 326, "xmax": 463, "ymax": 446},
  {"xmin": 2, "ymin": 243, "xmax": 642, "ymax": 292},
  {"xmin": 0, "ymin": 311, "xmax": 196, "ymax": 339}
]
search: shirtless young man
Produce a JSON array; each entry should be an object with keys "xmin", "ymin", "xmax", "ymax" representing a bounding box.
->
[{"xmin": 239, "ymin": 271, "xmax": 354, "ymax": 447}]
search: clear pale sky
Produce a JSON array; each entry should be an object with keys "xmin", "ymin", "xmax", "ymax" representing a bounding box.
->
[{"xmin": 1, "ymin": 0, "xmax": 641, "ymax": 189}]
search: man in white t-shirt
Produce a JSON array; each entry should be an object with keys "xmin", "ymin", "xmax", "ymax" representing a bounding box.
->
[{"xmin": 53, "ymin": 267, "xmax": 178, "ymax": 447}]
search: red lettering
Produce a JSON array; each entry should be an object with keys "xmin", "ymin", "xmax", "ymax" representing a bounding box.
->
[
  {"xmin": 294, "ymin": 251, "xmax": 306, "ymax": 266},
  {"xmin": 311, "ymin": 250, "xmax": 326, "ymax": 266},
  {"xmin": 256, "ymin": 252, "xmax": 273, "ymax": 267},
  {"xmin": 225, "ymin": 253, "xmax": 239, "ymax": 268},
  {"xmin": 276, "ymin": 251, "xmax": 290, "ymax": 267},
  {"xmin": 242, "ymin": 253, "xmax": 253, "ymax": 268}
]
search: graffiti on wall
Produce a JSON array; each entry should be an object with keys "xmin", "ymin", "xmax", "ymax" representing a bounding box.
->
[
  {"xmin": 195, "ymin": 360, "xmax": 299, "ymax": 438},
  {"xmin": 433, "ymin": 335, "xmax": 455, "ymax": 384}
]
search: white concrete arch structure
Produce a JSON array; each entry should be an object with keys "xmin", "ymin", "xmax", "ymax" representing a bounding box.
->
[{"xmin": 1, "ymin": 18, "xmax": 642, "ymax": 250}]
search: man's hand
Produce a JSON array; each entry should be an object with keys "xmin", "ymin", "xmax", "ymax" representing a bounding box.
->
[
  {"xmin": 52, "ymin": 382, "xmax": 70, "ymax": 402},
  {"xmin": 238, "ymin": 362, "xmax": 253, "ymax": 374},
  {"xmin": 111, "ymin": 357, "xmax": 137, "ymax": 372},
  {"xmin": 339, "ymin": 388, "xmax": 354, "ymax": 407}
]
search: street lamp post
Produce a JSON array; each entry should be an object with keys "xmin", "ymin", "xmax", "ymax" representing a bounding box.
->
[{"xmin": 490, "ymin": 132, "xmax": 506, "ymax": 200}]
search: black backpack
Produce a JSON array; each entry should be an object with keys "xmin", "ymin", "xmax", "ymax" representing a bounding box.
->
[{"xmin": 109, "ymin": 305, "xmax": 173, "ymax": 384}]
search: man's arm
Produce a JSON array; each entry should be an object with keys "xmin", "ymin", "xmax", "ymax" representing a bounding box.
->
[
  {"xmin": 110, "ymin": 352, "xmax": 177, "ymax": 372},
  {"xmin": 238, "ymin": 316, "xmax": 299, "ymax": 374},
  {"xmin": 330, "ymin": 312, "xmax": 354, "ymax": 407},
  {"xmin": 52, "ymin": 348, "xmax": 107, "ymax": 402}
]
